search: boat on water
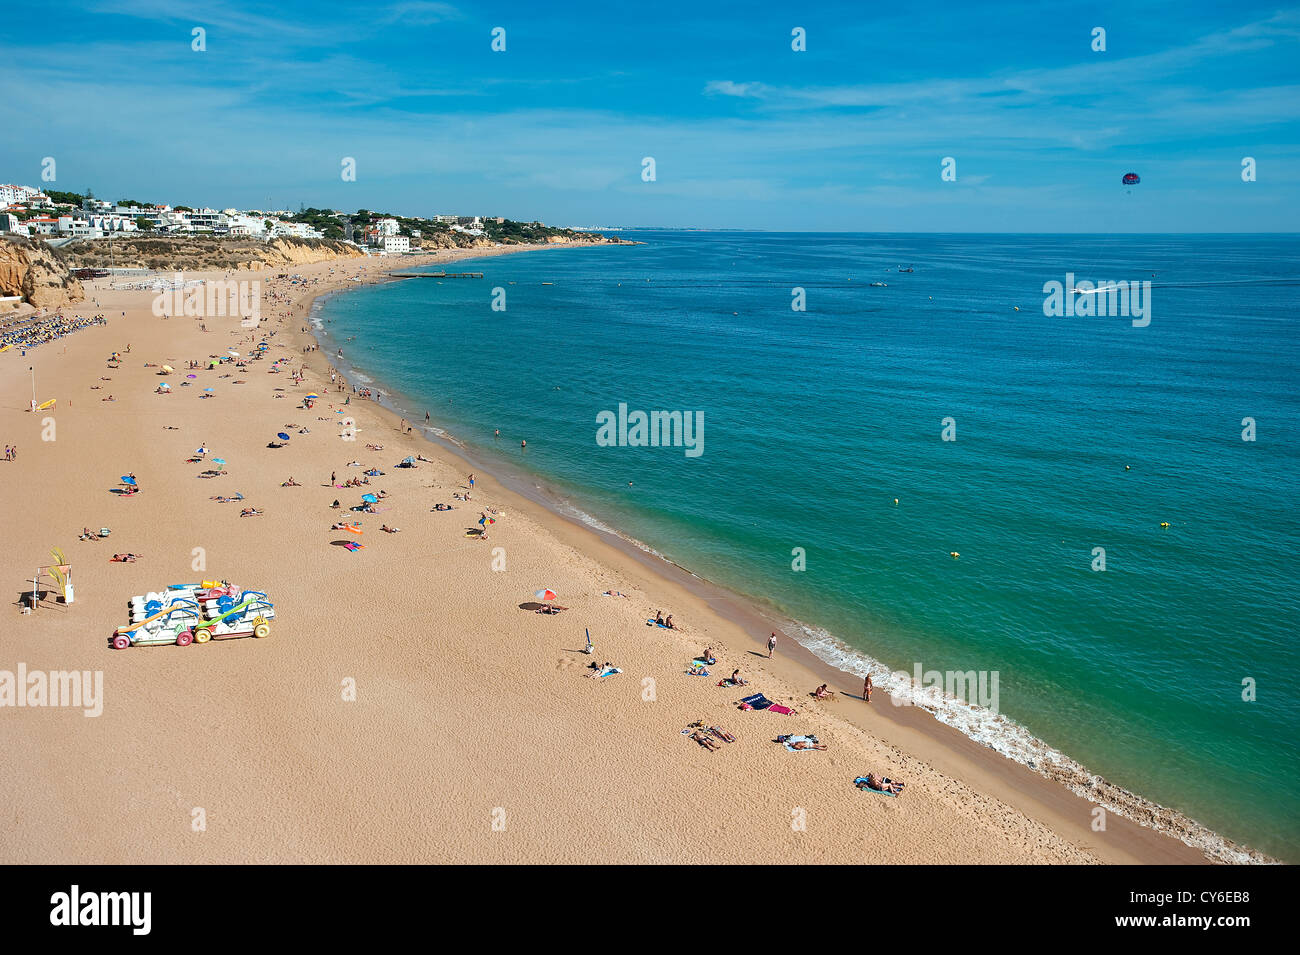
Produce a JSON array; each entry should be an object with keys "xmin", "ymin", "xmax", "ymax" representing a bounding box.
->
[
  {"xmin": 898, "ymin": 266, "xmax": 914, "ymax": 272},
  {"xmin": 870, "ymin": 281, "xmax": 888, "ymax": 287}
]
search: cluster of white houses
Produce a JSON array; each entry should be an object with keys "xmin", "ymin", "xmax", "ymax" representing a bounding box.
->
[
  {"xmin": 0, "ymin": 183, "xmax": 504, "ymax": 255},
  {"xmin": 0, "ymin": 186, "xmax": 325, "ymax": 241}
]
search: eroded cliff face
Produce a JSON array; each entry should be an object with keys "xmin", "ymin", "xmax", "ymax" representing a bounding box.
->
[
  {"xmin": 0, "ymin": 238, "xmax": 85, "ymax": 309},
  {"xmin": 61, "ymin": 236, "xmax": 366, "ymax": 272}
]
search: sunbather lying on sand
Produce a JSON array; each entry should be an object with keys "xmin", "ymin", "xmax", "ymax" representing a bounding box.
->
[
  {"xmin": 110, "ymin": 553, "xmax": 140, "ymax": 562},
  {"xmin": 537, "ymin": 604, "xmax": 569, "ymax": 614},
  {"xmin": 80, "ymin": 528, "xmax": 100, "ymax": 541},
  {"xmin": 691, "ymin": 731, "xmax": 720, "ymax": 751},
  {"xmin": 856, "ymin": 773, "xmax": 905, "ymax": 794},
  {"xmin": 432, "ymin": 503, "xmax": 454, "ymax": 511},
  {"xmin": 602, "ymin": 590, "xmax": 628, "ymax": 597},
  {"xmin": 239, "ymin": 507, "xmax": 263, "ymax": 517},
  {"xmin": 381, "ymin": 525, "xmax": 400, "ymax": 533},
  {"xmin": 710, "ymin": 726, "xmax": 736, "ymax": 743},
  {"xmin": 789, "ymin": 739, "xmax": 828, "ymax": 751}
]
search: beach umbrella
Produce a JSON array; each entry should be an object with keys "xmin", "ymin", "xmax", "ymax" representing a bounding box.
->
[
  {"xmin": 161, "ymin": 365, "xmax": 173, "ymax": 373},
  {"xmin": 203, "ymin": 387, "xmax": 214, "ymax": 393},
  {"xmin": 212, "ymin": 457, "xmax": 226, "ymax": 468},
  {"xmin": 120, "ymin": 475, "xmax": 137, "ymax": 486},
  {"xmin": 228, "ymin": 351, "xmax": 240, "ymax": 357},
  {"xmin": 158, "ymin": 382, "xmax": 170, "ymax": 390},
  {"xmin": 186, "ymin": 374, "xmax": 197, "ymax": 379},
  {"xmin": 306, "ymin": 393, "xmax": 320, "ymax": 399},
  {"xmin": 361, "ymin": 493, "xmax": 378, "ymax": 503},
  {"xmin": 277, "ymin": 432, "xmax": 291, "ymax": 442},
  {"xmin": 402, "ymin": 455, "xmax": 416, "ymax": 464},
  {"xmin": 534, "ymin": 588, "xmax": 557, "ymax": 602}
]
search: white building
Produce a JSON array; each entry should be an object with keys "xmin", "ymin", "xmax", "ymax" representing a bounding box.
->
[
  {"xmin": 379, "ymin": 235, "xmax": 409, "ymax": 254},
  {"xmin": 0, "ymin": 213, "xmax": 27, "ymax": 234},
  {"xmin": 268, "ymin": 220, "xmax": 321, "ymax": 239},
  {"xmin": 184, "ymin": 208, "xmax": 222, "ymax": 231},
  {"xmin": 56, "ymin": 215, "xmax": 97, "ymax": 236},
  {"xmin": 86, "ymin": 213, "xmax": 138, "ymax": 233},
  {"xmin": 0, "ymin": 184, "xmax": 39, "ymax": 207},
  {"xmin": 376, "ymin": 217, "xmax": 400, "ymax": 236}
]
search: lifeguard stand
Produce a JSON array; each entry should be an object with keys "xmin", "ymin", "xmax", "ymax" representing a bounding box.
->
[{"xmin": 30, "ymin": 547, "xmax": 74, "ymax": 610}]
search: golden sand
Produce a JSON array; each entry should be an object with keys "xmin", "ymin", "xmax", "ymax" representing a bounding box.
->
[{"xmin": 0, "ymin": 248, "xmax": 1207, "ymax": 863}]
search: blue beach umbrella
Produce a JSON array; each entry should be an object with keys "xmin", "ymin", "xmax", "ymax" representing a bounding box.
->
[
  {"xmin": 361, "ymin": 493, "xmax": 378, "ymax": 504},
  {"xmin": 277, "ymin": 432, "xmax": 291, "ymax": 442},
  {"xmin": 120, "ymin": 475, "xmax": 137, "ymax": 486},
  {"xmin": 212, "ymin": 457, "xmax": 226, "ymax": 468}
]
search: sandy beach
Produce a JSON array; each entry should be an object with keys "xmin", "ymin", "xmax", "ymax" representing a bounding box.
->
[{"xmin": 0, "ymin": 247, "xmax": 1215, "ymax": 864}]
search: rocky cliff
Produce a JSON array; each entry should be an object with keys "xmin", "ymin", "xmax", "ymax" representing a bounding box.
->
[
  {"xmin": 61, "ymin": 236, "xmax": 366, "ymax": 272},
  {"xmin": 0, "ymin": 238, "xmax": 85, "ymax": 309}
]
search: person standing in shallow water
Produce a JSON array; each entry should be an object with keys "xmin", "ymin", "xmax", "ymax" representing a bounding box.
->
[{"xmin": 863, "ymin": 673, "xmax": 872, "ymax": 703}]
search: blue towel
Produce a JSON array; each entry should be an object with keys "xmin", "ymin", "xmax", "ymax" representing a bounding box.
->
[{"xmin": 740, "ymin": 693, "xmax": 773, "ymax": 710}]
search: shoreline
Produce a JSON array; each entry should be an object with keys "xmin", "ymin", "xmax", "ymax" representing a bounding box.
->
[
  {"xmin": 0, "ymin": 246, "xmax": 1267, "ymax": 864},
  {"xmin": 300, "ymin": 248, "xmax": 1264, "ymax": 864}
]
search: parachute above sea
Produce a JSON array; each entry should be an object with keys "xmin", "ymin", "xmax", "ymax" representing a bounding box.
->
[{"xmin": 1122, "ymin": 172, "xmax": 1140, "ymax": 185}]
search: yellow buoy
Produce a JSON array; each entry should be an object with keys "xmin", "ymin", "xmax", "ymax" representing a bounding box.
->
[
  {"xmin": 949, "ymin": 551, "xmax": 960, "ymax": 558},
  {"xmin": 1160, "ymin": 522, "xmax": 1171, "ymax": 528}
]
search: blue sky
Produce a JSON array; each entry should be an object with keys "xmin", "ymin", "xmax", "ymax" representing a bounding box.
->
[{"xmin": 4, "ymin": 0, "xmax": 1298, "ymax": 230}]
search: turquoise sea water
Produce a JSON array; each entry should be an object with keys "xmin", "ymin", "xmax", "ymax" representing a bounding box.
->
[{"xmin": 318, "ymin": 233, "xmax": 1300, "ymax": 860}]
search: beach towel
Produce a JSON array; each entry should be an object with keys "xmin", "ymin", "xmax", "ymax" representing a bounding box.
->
[
  {"xmin": 645, "ymin": 618, "xmax": 670, "ymax": 628},
  {"xmin": 596, "ymin": 666, "xmax": 622, "ymax": 678},
  {"xmin": 739, "ymin": 693, "xmax": 773, "ymax": 711},
  {"xmin": 769, "ymin": 704, "xmax": 794, "ymax": 715},
  {"xmin": 854, "ymin": 776, "xmax": 900, "ymax": 797},
  {"xmin": 687, "ymin": 665, "xmax": 710, "ymax": 676}
]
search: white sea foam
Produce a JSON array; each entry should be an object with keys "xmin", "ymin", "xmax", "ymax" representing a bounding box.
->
[{"xmin": 785, "ymin": 621, "xmax": 1267, "ymax": 863}]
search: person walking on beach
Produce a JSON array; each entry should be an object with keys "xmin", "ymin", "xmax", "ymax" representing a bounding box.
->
[
  {"xmin": 863, "ymin": 673, "xmax": 873, "ymax": 703},
  {"xmin": 468, "ymin": 473, "xmax": 475, "ymax": 492},
  {"xmin": 767, "ymin": 632, "xmax": 777, "ymax": 658}
]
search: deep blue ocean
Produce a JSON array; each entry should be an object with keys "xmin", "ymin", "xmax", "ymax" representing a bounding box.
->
[{"xmin": 317, "ymin": 232, "xmax": 1299, "ymax": 860}]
